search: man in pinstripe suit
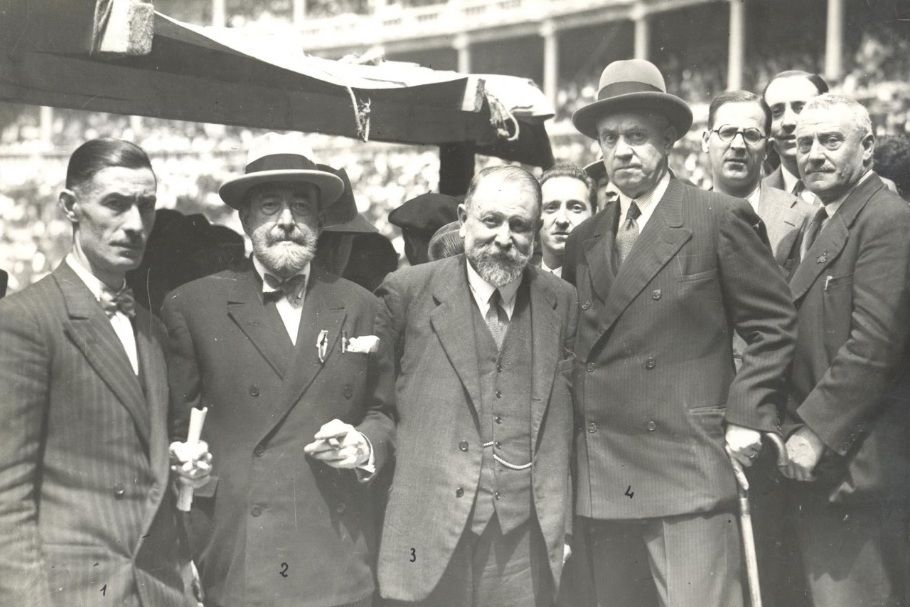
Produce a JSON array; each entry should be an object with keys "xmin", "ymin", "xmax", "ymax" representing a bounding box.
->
[{"xmin": 0, "ymin": 139, "xmax": 207, "ymax": 607}]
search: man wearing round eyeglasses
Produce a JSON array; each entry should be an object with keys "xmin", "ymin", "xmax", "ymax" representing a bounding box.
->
[
  {"xmin": 703, "ymin": 90, "xmax": 814, "ymax": 266},
  {"xmin": 162, "ymin": 132, "xmax": 394, "ymax": 607}
]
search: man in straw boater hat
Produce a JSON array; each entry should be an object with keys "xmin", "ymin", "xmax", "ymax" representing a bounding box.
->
[
  {"xmin": 162, "ymin": 132, "xmax": 394, "ymax": 607},
  {"xmin": 562, "ymin": 59, "xmax": 798, "ymax": 607}
]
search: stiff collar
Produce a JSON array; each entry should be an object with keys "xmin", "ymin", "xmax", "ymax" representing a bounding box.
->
[
  {"xmin": 780, "ymin": 164, "xmax": 801, "ymax": 194},
  {"xmin": 617, "ymin": 170, "xmax": 670, "ymax": 228},
  {"xmin": 465, "ymin": 258, "xmax": 521, "ymax": 320},
  {"xmin": 65, "ymin": 252, "xmax": 126, "ymax": 301},
  {"xmin": 251, "ymin": 255, "xmax": 310, "ymax": 295},
  {"xmin": 824, "ymin": 170, "xmax": 873, "ymax": 218}
]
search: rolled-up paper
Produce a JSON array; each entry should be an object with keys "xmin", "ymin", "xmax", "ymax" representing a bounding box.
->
[{"xmin": 177, "ymin": 407, "xmax": 208, "ymax": 512}]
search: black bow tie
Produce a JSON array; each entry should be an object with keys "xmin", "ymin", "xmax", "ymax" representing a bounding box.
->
[{"xmin": 263, "ymin": 273, "xmax": 307, "ymax": 304}]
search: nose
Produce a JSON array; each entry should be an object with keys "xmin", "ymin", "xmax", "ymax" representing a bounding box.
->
[
  {"xmin": 806, "ymin": 137, "xmax": 826, "ymax": 163},
  {"xmin": 275, "ymin": 204, "xmax": 296, "ymax": 227},
  {"xmin": 493, "ymin": 222, "xmax": 512, "ymax": 248},
  {"xmin": 553, "ymin": 207, "xmax": 569, "ymax": 227},
  {"xmin": 614, "ymin": 137, "xmax": 633, "ymax": 159},
  {"xmin": 781, "ymin": 105, "xmax": 797, "ymax": 130},
  {"xmin": 121, "ymin": 204, "xmax": 145, "ymax": 236},
  {"xmin": 729, "ymin": 132, "xmax": 747, "ymax": 150}
]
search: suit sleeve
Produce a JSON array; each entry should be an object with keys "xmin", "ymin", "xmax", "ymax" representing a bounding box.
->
[
  {"xmin": 354, "ymin": 293, "xmax": 396, "ymax": 476},
  {"xmin": 368, "ymin": 275, "xmax": 408, "ymax": 465},
  {"xmin": 562, "ymin": 290, "xmax": 578, "ymax": 539},
  {"xmin": 0, "ymin": 298, "xmax": 53, "ymax": 606},
  {"xmin": 797, "ymin": 206, "xmax": 910, "ymax": 454},
  {"xmin": 562, "ymin": 229, "xmax": 581, "ymax": 287},
  {"xmin": 718, "ymin": 200, "xmax": 798, "ymax": 432},
  {"xmin": 161, "ymin": 292, "xmax": 203, "ymax": 442}
]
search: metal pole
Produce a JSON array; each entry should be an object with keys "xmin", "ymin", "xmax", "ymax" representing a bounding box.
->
[{"xmin": 727, "ymin": 0, "xmax": 745, "ymax": 90}]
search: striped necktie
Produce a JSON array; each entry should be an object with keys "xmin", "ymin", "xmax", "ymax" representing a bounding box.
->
[
  {"xmin": 485, "ymin": 290, "xmax": 509, "ymax": 350},
  {"xmin": 616, "ymin": 201, "xmax": 642, "ymax": 266}
]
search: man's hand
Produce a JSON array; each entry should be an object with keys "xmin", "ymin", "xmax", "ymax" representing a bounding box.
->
[
  {"xmin": 169, "ymin": 440, "xmax": 213, "ymax": 489},
  {"xmin": 725, "ymin": 424, "xmax": 763, "ymax": 468},
  {"xmin": 782, "ymin": 426, "xmax": 826, "ymax": 481},
  {"xmin": 563, "ymin": 539, "xmax": 573, "ymax": 565},
  {"xmin": 303, "ymin": 419, "xmax": 370, "ymax": 469}
]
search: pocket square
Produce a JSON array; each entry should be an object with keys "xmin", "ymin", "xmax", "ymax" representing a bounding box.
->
[{"xmin": 345, "ymin": 335, "xmax": 380, "ymax": 354}]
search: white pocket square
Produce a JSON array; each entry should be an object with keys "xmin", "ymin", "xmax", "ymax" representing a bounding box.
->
[{"xmin": 345, "ymin": 335, "xmax": 380, "ymax": 354}]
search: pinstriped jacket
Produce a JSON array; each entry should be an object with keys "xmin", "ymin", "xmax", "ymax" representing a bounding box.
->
[
  {"xmin": 563, "ymin": 179, "xmax": 797, "ymax": 519},
  {"xmin": 0, "ymin": 262, "xmax": 193, "ymax": 607}
]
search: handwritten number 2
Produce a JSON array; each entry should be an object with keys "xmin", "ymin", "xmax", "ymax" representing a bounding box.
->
[
  {"xmin": 409, "ymin": 547, "xmax": 416, "ymax": 563},
  {"xmin": 279, "ymin": 562, "xmax": 289, "ymax": 578}
]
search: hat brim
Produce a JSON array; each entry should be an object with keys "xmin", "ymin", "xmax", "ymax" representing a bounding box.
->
[
  {"xmin": 572, "ymin": 92, "xmax": 693, "ymax": 140},
  {"xmin": 219, "ymin": 170, "xmax": 345, "ymax": 210},
  {"xmin": 321, "ymin": 212, "xmax": 378, "ymax": 234}
]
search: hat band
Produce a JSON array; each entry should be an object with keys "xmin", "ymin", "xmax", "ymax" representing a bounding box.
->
[
  {"xmin": 597, "ymin": 81, "xmax": 664, "ymax": 100},
  {"xmin": 246, "ymin": 153, "xmax": 317, "ymax": 174}
]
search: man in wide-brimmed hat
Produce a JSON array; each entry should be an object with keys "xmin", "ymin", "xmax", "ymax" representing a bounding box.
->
[
  {"xmin": 162, "ymin": 132, "xmax": 394, "ymax": 607},
  {"xmin": 562, "ymin": 59, "xmax": 798, "ymax": 607}
]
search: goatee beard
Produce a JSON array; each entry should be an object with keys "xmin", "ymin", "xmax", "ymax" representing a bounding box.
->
[
  {"xmin": 252, "ymin": 225, "xmax": 318, "ymax": 277},
  {"xmin": 467, "ymin": 242, "xmax": 531, "ymax": 288}
]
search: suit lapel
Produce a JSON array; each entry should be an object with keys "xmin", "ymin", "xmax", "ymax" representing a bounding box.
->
[
  {"xmin": 133, "ymin": 307, "xmax": 170, "ymax": 486},
  {"xmin": 527, "ymin": 269, "xmax": 560, "ymax": 451},
  {"xmin": 270, "ymin": 267, "xmax": 347, "ymax": 429},
  {"xmin": 227, "ymin": 267, "xmax": 290, "ymax": 379},
  {"xmin": 429, "ymin": 257, "xmax": 482, "ymax": 417},
  {"xmin": 599, "ymin": 180, "xmax": 692, "ymax": 333},
  {"xmin": 582, "ymin": 203, "xmax": 620, "ymax": 302},
  {"xmin": 789, "ymin": 175, "xmax": 882, "ymax": 302},
  {"xmin": 56, "ymin": 264, "xmax": 151, "ymax": 452}
]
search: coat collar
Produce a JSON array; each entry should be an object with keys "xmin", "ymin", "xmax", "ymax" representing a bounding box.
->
[
  {"xmin": 789, "ymin": 173, "xmax": 885, "ymax": 301},
  {"xmin": 55, "ymin": 262, "xmax": 152, "ymax": 452}
]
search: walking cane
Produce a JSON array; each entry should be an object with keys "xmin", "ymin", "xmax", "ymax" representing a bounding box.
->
[{"xmin": 727, "ymin": 433, "xmax": 789, "ymax": 607}]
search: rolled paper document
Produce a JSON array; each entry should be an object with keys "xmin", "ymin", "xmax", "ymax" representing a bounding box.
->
[{"xmin": 177, "ymin": 406, "xmax": 208, "ymax": 512}]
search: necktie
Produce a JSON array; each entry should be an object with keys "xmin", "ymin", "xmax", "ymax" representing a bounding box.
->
[
  {"xmin": 485, "ymin": 290, "xmax": 509, "ymax": 350},
  {"xmin": 263, "ymin": 273, "xmax": 307, "ymax": 304},
  {"xmin": 99, "ymin": 284, "xmax": 136, "ymax": 318},
  {"xmin": 800, "ymin": 206, "xmax": 829, "ymax": 260},
  {"xmin": 616, "ymin": 201, "xmax": 642, "ymax": 266}
]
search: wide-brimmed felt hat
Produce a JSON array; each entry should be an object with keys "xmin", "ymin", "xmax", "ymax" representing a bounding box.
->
[
  {"xmin": 313, "ymin": 163, "xmax": 378, "ymax": 232},
  {"xmin": 219, "ymin": 132, "xmax": 345, "ymax": 210},
  {"xmin": 572, "ymin": 59, "xmax": 693, "ymax": 140}
]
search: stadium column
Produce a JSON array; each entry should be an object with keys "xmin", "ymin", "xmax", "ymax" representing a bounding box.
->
[
  {"xmin": 540, "ymin": 20, "xmax": 559, "ymax": 110},
  {"xmin": 632, "ymin": 5, "xmax": 650, "ymax": 61},
  {"xmin": 726, "ymin": 0, "xmax": 745, "ymax": 90},
  {"xmin": 211, "ymin": 0, "xmax": 226, "ymax": 27},
  {"xmin": 454, "ymin": 33, "xmax": 471, "ymax": 74},
  {"xmin": 825, "ymin": 0, "xmax": 844, "ymax": 81}
]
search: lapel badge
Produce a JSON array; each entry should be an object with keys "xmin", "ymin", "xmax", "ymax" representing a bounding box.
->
[
  {"xmin": 316, "ymin": 329, "xmax": 329, "ymax": 364},
  {"xmin": 816, "ymin": 249, "xmax": 828, "ymax": 264}
]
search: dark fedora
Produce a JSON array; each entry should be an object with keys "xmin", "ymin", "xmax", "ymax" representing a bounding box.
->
[
  {"xmin": 219, "ymin": 132, "xmax": 345, "ymax": 210},
  {"xmin": 572, "ymin": 59, "xmax": 693, "ymax": 140}
]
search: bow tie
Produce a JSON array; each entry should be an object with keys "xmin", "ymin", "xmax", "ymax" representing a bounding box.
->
[
  {"xmin": 263, "ymin": 273, "xmax": 307, "ymax": 304},
  {"xmin": 99, "ymin": 285, "xmax": 136, "ymax": 319}
]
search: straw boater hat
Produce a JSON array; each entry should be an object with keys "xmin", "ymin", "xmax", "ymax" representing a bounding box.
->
[
  {"xmin": 572, "ymin": 59, "xmax": 693, "ymax": 140},
  {"xmin": 219, "ymin": 132, "xmax": 345, "ymax": 210}
]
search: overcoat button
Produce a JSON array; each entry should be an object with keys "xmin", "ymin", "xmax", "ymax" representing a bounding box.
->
[
  {"xmin": 113, "ymin": 483, "xmax": 126, "ymax": 499},
  {"xmin": 495, "ymin": 391, "xmax": 503, "ymax": 399},
  {"xmin": 249, "ymin": 385, "xmax": 260, "ymax": 397},
  {"xmin": 581, "ymin": 301, "xmax": 592, "ymax": 310},
  {"xmin": 645, "ymin": 357, "xmax": 656, "ymax": 370},
  {"xmin": 251, "ymin": 505, "xmax": 262, "ymax": 517},
  {"xmin": 343, "ymin": 384, "xmax": 353, "ymax": 399},
  {"xmin": 586, "ymin": 362, "xmax": 595, "ymax": 373},
  {"xmin": 495, "ymin": 416, "xmax": 503, "ymax": 424},
  {"xmin": 587, "ymin": 422, "xmax": 597, "ymax": 433},
  {"xmin": 652, "ymin": 289, "xmax": 662, "ymax": 300},
  {"xmin": 494, "ymin": 441, "xmax": 502, "ymax": 449},
  {"xmin": 458, "ymin": 441, "xmax": 469, "ymax": 452},
  {"xmin": 254, "ymin": 445, "xmax": 265, "ymax": 457},
  {"xmin": 455, "ymin": 487, "xmax": 464, "ymax": 498},
  {"xmin": 336, "ymin": 502, "xmax": 346, "ymax": 514},
  {"xmin": 494, "ymin": 492, "xmax": 502, "ymax": 501},
  {"xmin": 646, "ymin": 420, "xmax": 657, "ymax": 432}
]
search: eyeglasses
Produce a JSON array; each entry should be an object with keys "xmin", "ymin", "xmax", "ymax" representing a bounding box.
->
[{"xmin": 710, "ymin": 126, "xmax": 766, "ymax": 145}]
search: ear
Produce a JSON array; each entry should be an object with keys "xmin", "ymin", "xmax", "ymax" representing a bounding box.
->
[
  {"xmin": 59, "ymin": 189, "xmax": 78, "ymax": 224},
  {"xmin": 861, "ymin": 132, "xmax": 875, "ymax": 166},
  {"xmin": 701, "ymin": 129, "xmax": 711, "ymax": 154},
  {"xmin": 457, "ymin": 203, "xmax": 468, "ymax": 237}
]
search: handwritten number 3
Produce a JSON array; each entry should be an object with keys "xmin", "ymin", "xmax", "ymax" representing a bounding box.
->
[
  {"xmin": 409, "ymin": 548, "xmax": 416, "ymax": 563},
  {"xmin": 279, "ymin": 562, "xmax": 289, "ymax": 578}
]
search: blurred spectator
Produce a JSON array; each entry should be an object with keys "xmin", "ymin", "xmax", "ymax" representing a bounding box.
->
[
  {"xmin": 874, "ymin": 133, "xmax": 910, "ymax": 200},
  {"xmin": 388, "ymin": 192, "xmax": 460, "ymax": 265}
]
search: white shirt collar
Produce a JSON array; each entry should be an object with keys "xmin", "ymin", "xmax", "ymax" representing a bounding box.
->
[
  {"xmin": 251, "ymin": 256, "xmax": 310, "ymax": 295},
  {"xmin": 65, "ymin": 252, "xmax": 124, "ymax": 300},
  {"xmin": 780, "ymin": 164, "xmax": 801, "ymax": 193},
  {"xmin": 617, "ymin": 171, "xmax": 670, "ymax": 232},
  {"xmin": 745, "ymin": 186, "xmax": 762, "ymax": 213},
  {"xmin": 465, "ymin": 258, "xmax": 521, "ymax": 320},
  {"xmin": 541, "ymin": 261, "xmax": 563, "ymax": 278}
]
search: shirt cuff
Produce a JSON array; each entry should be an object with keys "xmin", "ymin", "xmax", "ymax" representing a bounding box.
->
[{"xmin": 355, "ymin": 432, "xmax": 375, "ymax": 482}]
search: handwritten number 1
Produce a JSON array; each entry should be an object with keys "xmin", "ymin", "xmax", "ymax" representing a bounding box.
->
[{"xmin": 100, "ymin": 584, "xmax": 107, "ymax": 596}]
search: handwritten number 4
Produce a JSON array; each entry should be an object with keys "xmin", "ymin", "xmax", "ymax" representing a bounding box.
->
[
  {"xmin": 279, "ymin": 562, "xmax": 289, "ymax": 578},
  {"xmin": 409, "ymin": 548, "xmax": 416, "ymax": 563},
  {"xmin": 625, "ymin": 485, "xmax": 634, "ymax": 499}
]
